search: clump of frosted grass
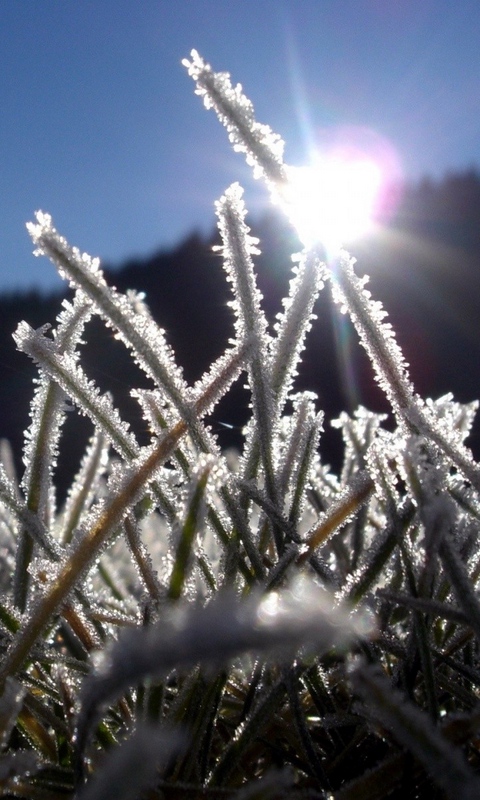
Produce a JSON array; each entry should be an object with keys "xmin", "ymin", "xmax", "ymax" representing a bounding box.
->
[{"xmin": 0, "ymin": 51, "xmax": 479, "ymax": 799}]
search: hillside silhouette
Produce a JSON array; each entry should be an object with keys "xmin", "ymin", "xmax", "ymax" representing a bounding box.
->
[{"xmin": 1, "ymin": 168, "xmax": 480, "ymax": 496}]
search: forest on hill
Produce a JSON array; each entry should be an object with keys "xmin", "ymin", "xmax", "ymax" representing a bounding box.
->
[{"xmin": 1, "ymin": 168, "xmax": 480, "ymax": 495}]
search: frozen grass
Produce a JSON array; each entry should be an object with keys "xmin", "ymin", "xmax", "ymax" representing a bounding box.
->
[{"xmin": 0, "ymin": 52, "xmax": 479, "ymax": 798}]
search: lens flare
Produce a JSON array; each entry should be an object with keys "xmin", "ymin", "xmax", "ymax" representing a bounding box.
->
[
  {"xmin": 282, "ymin": 128, "xmax": 402, "ymax": 254},
  {"xmin": 284, "ymin": 155, "xmax": 382, "ymax": 253}
]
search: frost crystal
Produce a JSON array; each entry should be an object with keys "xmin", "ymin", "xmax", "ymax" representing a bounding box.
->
[
  {"xmin": 271, "ymin": 249, "xmax": 324, "ymax": 413},
  {"xmin": 28, "ymin": 212, "xmax": 190, "ymax": 424},
  {"xmin": 184, "ymin": 50, "xmax": 286, "ymax": 187},
  {"xmin": 329, "ymin": 251, "xmax": 416, "ymax": 418},
  {"xmin": 1, "ymin": 48, "xmax": 480, "ymax": 800}
]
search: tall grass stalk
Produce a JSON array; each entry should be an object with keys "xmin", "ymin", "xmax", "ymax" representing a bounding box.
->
[{"xmin": 0, "ymin": 51, "xmax": 478, "ymax": 798}]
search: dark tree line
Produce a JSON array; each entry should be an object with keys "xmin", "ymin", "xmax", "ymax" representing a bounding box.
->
[{"xmin": 1, "ymin": 168, "xmax": 479, "ymax": 497}]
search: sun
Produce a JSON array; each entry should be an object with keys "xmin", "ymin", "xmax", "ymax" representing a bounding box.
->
[{"xmin": 283, "ymin": 154, "xmax": 383, "ymax": 254}]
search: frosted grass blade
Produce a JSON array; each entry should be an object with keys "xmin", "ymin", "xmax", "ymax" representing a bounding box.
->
[
  {"xmin": 271, "ymin": 249, "xmax": 324, "ymax": 413},
  {"xmin": 14, "ymin": 320, "xmax": 177, "ymax": 520},
  {"xmin": 0, "ymin": 464, "xmax": 60, "ymax": 562},
  {"xmin": 216, "ymin": 184, "xmax": 279, "ymax": 516},
  {"xmin": 329, "ymin": 252, "xmax": 480, "ymax": 490},
  {"xmin": 0, "ymin": 345, "xmax": 252, "ymax": 685},
  {"xmin": 76, "ymin": 725, "xmax": 184, "ymax": 799},
  {"xmin": 27, "ymin": 213, "xmax": 192, "ymax": 426},
  {"xmin": 299, "ymin": 470, "xmax": 374, "ymax": 560},
  {"xmin": 351, "ymin": 662, "xmax": 480, "ymax": 800},
  {"xmin": 329, "ymin": 252, "xmax": 415, "ymax": 418},
  {"xmin": 14, "ymin": 321, "xmax": 138, "ymax": 462},
  {"xmin": 14, "ymin": 295, "xmax": 93, "ymax": 611},
  {"xmin": 21, "ymin": 294, "xmax": 93, "ymax": 523},
  {"xmin": 76, "ymin": 576, "xmax": 368, "ymax": 758},
  {"xmin": 168, "ymin": 457, "xmax": 212, "ymax": 600},
  {"xmin": 59, "ymin": 430, "xmax": 109, "ymax": 546},
  {"xmin": 123, "ymin": 515, "xmax": 163, "ymax": 602},
  {"xmin": 184, "ymin": 50, "xmax": 286, "ymax": 188},
  {"xmin": 282, "ymin": 395, "xmax": 323, "ymax": 527}
]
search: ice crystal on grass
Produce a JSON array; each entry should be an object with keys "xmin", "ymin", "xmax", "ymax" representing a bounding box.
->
[
  {"xmin": 28, "ymin": 212, "xmax": 191, "ymax": 425},
  {"xmin": 76, "ymin": 576, "xmax": 370, "ymax": 760},
  {"xmin": 350, "ymin": 661, "xmax": 480, "ymax": 800},
  {"xmin": 183, "ymin": 50, "xmax": 286, "ymax": 187},
  {"xmin": 0, "ymin": 49, "xmax": 480, "ymax": 800},
  {"xmin": 329, "ymin": 251, "xmax": 416, "ymax": 418},
  {"xmin": 271, "ymin": 251, "xmax": 324, "ymax": 408}
]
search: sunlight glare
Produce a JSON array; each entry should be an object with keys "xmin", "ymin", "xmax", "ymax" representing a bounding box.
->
[{"xmin": 284, "ymin": 155, "xmax": 383, "ymax": 253}]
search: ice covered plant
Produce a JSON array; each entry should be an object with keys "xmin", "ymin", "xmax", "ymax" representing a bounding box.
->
[{"xmin": 0, "ymin": 52, "xmax": 479, "ymax": 800}]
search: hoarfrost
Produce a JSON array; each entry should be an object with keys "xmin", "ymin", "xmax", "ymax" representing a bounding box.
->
[
  {"xmin": 216, "ymin": 184, "xmax": 270, "ymax": 356},
  {"xmin": 77, "ymin": 575, "xmax": 371, "ymax": 749},
  {"xmin": 58, "ymin": 430, "xmax": 110, "ymax": 546},
  {"xmin": 271, "ymin": 249, "xmax": 324, "ymax": 414},
  {"xmin": 27, "ymin": 212, "xmax": 191, "ymax": 424},
  {"xmin": 14, "ymin": 321, "xmax": 139, "ymax": 462},
  {"xmin": 183, "ymin": 50, "xmax": 286, "ymax": 187},
  {"xmin": 0, "ymin": 47, "xmax": 479, "ymax": 799},
  {"xmin": 329, "ymin": 252, "xmax": 416, "ymax": 418}
]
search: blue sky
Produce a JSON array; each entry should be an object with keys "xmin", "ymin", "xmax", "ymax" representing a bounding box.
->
[{"xmin": 1, "ymin": 0, "xmax": 480, "ymax": 293}]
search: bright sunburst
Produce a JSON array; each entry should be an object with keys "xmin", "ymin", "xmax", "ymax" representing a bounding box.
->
[{"xmin": 284, "ymin": 154, "xmax": 383, "ymax": 254}]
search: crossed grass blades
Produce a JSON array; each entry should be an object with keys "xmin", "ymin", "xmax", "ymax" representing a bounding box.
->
[{"xmin": 0, "ymin": 50, "xmax": 479, "ymax": 799}]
